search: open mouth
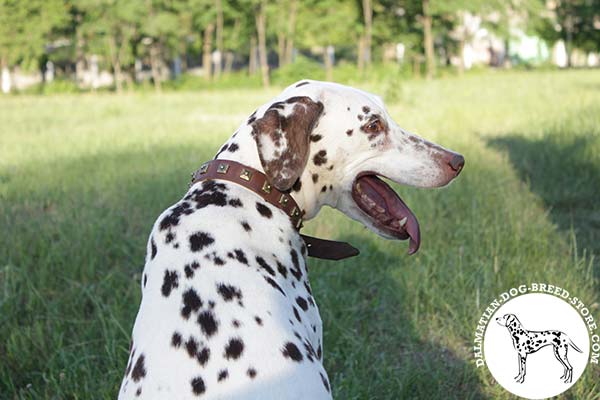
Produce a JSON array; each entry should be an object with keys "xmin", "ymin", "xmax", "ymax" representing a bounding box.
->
[{"xmin": 351, "ymin": 173, "xmax": 421, "ymax": 254}]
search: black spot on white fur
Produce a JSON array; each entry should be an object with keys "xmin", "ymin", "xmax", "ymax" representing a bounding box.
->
[
  {"xmin": 255, "ymin": 202, "xmax": 272, "ymax": 218},
  {"xmin": 313, "ymin": 150, "xmax": 327, "ymax": 166},
  {"xmin": 189, "ymin": 232, "xmax": 214, "ymax": 252},
  {"xmin": 217, "ymin": 369, "xmax": 228, "ymax": 381},
  {"xmin": 197, "ymin": 310, "xmax": 218, "ymax": 337},
  {"xmin": 131, "ymin": 354, "xmax": 146, "ymax": 382},
  {"xmin": 191, "ymin": 376, "xmax": 206, "ymax": 395},
  {"xmin": 216, "ymin": 283, "xmax": 243, "ymax": 302},
  {"xmin": 256, "ymin": 256, "xmax": 275, "ymax": 276},
  {"xmin": 150, "ymin": 238, "xmax": 157, "ymax": 259},
  {"xmin": 181, "ymin": 288, "xmax": 203, "ymax": 319},
  {"xmin": 161, "ymin": 270, "xmax": 179, "ymax": 297},
  {"xmin": 295, "ymin": 296, "xmax": 308, "ymax": 311},
  {"xmin": 320, "ymin": 372, "xmax": 330, "ymax": 392},
  {"xmin": 224, "ymin": 337, "xmax": 244, "ymax": 359},
  {"xmin": 171, "ymin": 332, "xmax": 182, "ymax": 348},
  {"xmin": 282, "ymin": 342, "xmax": 303, "ymax": 362},
  {"xmin": 228, "ymin": 143, "xmax": 239, "ymax": 152},
  {"xmin": 264, "ymin": 276, "xmax": 286, "ymax": 296}
]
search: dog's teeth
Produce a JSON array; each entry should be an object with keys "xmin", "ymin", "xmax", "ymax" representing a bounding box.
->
[
  {"xmin": 356, "ymin": 183, "xmax": 362, "ymax": 193},
  {"xmin": 374, "ymin": 205, "xmax": 385, "ymax": 214},
  {"xmin": 361, "ymin": 194, "xmax": 376, "ymax": 208},
  {"xmin": 399, "ymin": 217, "xmax": 408, "ymax": 227}
]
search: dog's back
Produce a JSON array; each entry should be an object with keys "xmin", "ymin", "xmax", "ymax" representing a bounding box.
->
[{"xmin": 118, "ymin": 181, "xmax": 330, "ymax": 399}]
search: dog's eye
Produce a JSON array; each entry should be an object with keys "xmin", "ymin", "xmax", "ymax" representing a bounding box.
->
[{"xmin": 364, "ymin": 118, "xmax": 383, "ymax": 133}]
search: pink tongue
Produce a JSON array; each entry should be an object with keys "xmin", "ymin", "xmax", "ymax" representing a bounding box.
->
[{"xmin": 358, "ymin": 175, "xmax": 421, "ymax": 254}]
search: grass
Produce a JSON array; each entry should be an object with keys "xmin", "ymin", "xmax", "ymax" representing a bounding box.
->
[{"xmin": 1, "ymin": 69, "xmax": 599, "ymax": 399}]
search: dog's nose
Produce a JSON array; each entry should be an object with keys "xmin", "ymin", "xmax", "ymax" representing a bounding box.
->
[{"xmin": 448, "ymin": 154, "xmax": 465, "ymax": 175}]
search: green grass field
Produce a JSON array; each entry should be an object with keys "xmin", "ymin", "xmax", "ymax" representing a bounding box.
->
[{"xmin": 1, "ymin": 70, "xmax": 599, "ymax": 399}]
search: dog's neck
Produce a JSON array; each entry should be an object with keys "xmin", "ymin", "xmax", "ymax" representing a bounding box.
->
[{"xmin": 213, "ymin": 130, "xmax": 332, "ymax": 221}]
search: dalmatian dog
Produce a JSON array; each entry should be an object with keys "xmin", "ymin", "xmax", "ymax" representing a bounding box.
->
[
  {"xmin": 496, "ymin": 314, "xmax": 583, "ymax": 383},
  {"xmin": 119, "ymin": 80, "xmax": 464, "ymax": 399}
]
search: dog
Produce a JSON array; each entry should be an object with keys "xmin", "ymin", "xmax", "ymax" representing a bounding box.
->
[
  {"xmin": 496, "ymin": 313, "xmax": 583, "ymax": 383},
  {"xmin": 118, "ymin": 80, "xmax": 464, "ymax": 399}
]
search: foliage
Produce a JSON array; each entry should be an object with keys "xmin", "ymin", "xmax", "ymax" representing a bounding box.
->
[
  {"xmin": 0, "ymin": 0, "xmax": 598, "ymax": 92},
  {"xmin": 539, "ymin": 0, "xmax": 600, "ymax": 54},
  {"xmin": 271, "ymin": 54, "xmax": 325, "ymax": 84},
  {"xmin": 0, "ymin": 0, "xmax": 68, "ymax": 69},
  {"xmin": 162, "ymin": 70, "xmax": 263, "ymax": 90}
]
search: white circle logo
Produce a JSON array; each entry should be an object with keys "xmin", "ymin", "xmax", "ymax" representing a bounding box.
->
[{"xmin": 484, "ymin": 293, "xmax": 590, "ymax": 399}]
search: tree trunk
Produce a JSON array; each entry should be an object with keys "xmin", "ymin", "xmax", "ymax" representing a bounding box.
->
[
  {"xmin": 284, "ymin": 0, "xmax": 297, "ymax": 65},
  {"xmin": 277, "ymin": 1, "xmax": 286, "ymax": 67},
  {"xmin": 503, "ymin": 37, "xmax": 511, "ymax": 67},
  {"xmin": 458, "ymin": 38, "xmax": 465, "ymax": 75},
  {"xmin": 107, "ymin": 35, "xmax": 123, "ymax": 93},
  {"xmin": 224, "ymin": 52, "xmax": 234, "ymax": 73},
  {"xmin": 75, "ymin": 14, "xmax": 85, "ymax": 88},
  {"xmin": 249, "ymin": 36, "xmax": 258, "ymax": 75},
  {"xmin": 277, "ymin": 32, "xmax": 286, "ymax": 67},
  {"xmin": 324, "ymin": 45, "xmax": 333, "ymax": 81},
  {"xmin": 565, "ymin": 16, "xmax": 573, "ymax": 68},
  {"xmin": 412, "ymin": 56, "xmax": 421, "ymax": 78},
  {"xmin": 215, "ymin": 0, "xmax": 223, "ymax": 79},
  {"xmin": 149, "ymin": 43, "xmax": 162, "ymax": 92},
  {"xmin": 422, "ymin": 0, "xmax": 435, "ymax": 79},
  {"xmin": 180, "ymin": 41, "xmax": 188, "ymax": 72},
  {"xmin": 1, "ymin": 56, "xmax": 10, "ymax": 94},
  {"xmin": 255, "ymin": 1, "xmax": 270, "ymax": 87},
  {"xmin": 362, "ymin": 0, "xmax": 372, "ymax": 68},
  {"xmin": 203, "ymin": 23, "xmax": 214, "ymax": 81},
  {"xmin": 358, "ymin": 36, "xmax": 366, "ymax": 75},
  {"xmin": 124, "ymin": 71, "xmax": 134, "ymax": 93},
  {"xmin": 113, "ymin": 59, "xmax": 123, "ymax": 93}
]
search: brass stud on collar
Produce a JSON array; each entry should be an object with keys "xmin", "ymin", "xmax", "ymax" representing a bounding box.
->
[
  {"xmin": 239, "ymin": 169, "xmax": 252, "ymax": 181},
  {"xmin": 198, "ymin": 163, "xmax": 209, "ymax": 174},
  {"xmin": 261, "ymin": 181, "xmax": 272, "ymax": 194},
  {"xmin": 278, "ymin": 194, "xmax": 289, "ymax": 205},
  {"xmin": 216, "ymin": 163, "xmax": 229, "ymax": 174}
]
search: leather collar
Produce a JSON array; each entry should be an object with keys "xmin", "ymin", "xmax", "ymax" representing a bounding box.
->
[{"xmin": 190, "ymin": 160, "xmax": 359, "ymax": 260}]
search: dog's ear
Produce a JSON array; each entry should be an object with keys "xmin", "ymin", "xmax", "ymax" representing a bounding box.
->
[{"xmin": 251, "ymin": 96, "xmax": 323, "ymax": 191}]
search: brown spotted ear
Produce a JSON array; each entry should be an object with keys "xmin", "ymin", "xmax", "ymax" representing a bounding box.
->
[{"xmin": 251, "ymin": 96, "xmax": 323, "ymax": 191}]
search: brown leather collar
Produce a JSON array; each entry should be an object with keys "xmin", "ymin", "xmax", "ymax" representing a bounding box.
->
[{"xmin": 190, "ymin": 160, "xmax": 359, "ymax": 260}]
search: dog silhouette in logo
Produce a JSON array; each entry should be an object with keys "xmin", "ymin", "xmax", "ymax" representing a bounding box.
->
[{"xmin": 496, "ymin": 314, "xmax": 583, "ymax": 383}]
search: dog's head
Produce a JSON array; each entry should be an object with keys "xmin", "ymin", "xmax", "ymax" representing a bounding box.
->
[
  {"xmin": 496, "ymin": 314, "xmax": 519, "ymax": 327},
  {"xmin": 220, "ymin": 80, "xmax": 464, "ymax": 254}
]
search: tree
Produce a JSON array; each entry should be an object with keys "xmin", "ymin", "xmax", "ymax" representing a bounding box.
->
[
  {"xmin": 255, "ymin": 0, "xmax": 269, "ymax": 87},
  {"xmin": 0, "ymin": 0, "xmax": 67, "ymax": 93},
  {"xmin": 215, "ymin": 0, "xmax": 224, "ymax": 78},
  {"xmin": 297, "ymin": 0, "xmax": 360, "ymax": 80},
  {"xmin": 76, "ymin": 0, "xmax": 145, "ymax": 93},
  {"xmin": 421, "ymin": 0, "xmax": 434, "ymax": 78},
  {"xmin": 358, "ymin": 0, "xmax": 373, "ymax": 74},
  {"xmin": 267, "ymin": 0, "xmax": 298, "ymax": 67},
  {"xmin": 539, "ymin": 0, "xmax": 600, "ymax": 65},
  {"xmin": 136, "ymin": 0, "xmax": 185, "ymax": 91}
]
